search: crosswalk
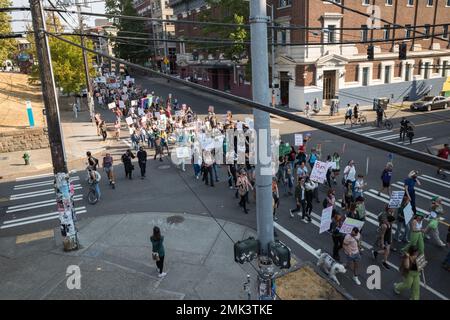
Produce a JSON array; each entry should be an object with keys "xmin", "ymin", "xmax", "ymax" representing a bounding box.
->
[
  {"xmin": 0, "ymin": 172, "xmax": 86, "ymax": 230},
  {"xmin": 341, "ymin": 125, "xmax": 433, "ymax": 146}
]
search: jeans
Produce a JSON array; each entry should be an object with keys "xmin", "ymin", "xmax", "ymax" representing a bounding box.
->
[
  {"xmin": 213, "ymin": 163, "xmax": 219, "ymax": 182},
  {"xmin": 194, "ymin": 164, "xmax": 201, "ymax": 177},
  {"xmin": 156, "ymin": 255, "xmax": 165, "ymax": 274},
  {"xmin": 139, "ymin": 161, "xmax": 146, "ymax": 177},
  {"xmin": 94, "ymin": 182, "xmax": 101, "ymax": 199},
  {"xmin": 148, "ymin": 136, "xmax": 155, "ymax": 148},
  {"xmin": 394, "ymin": 220, "xmax": 410, "ymax": 243},
  {"xmin": 239, "ymin": 192, "xmax": 249, "ymax": 213},
  {"xmin": 203, "ymin": 166, "xmax": 214, "ymax": 186}
]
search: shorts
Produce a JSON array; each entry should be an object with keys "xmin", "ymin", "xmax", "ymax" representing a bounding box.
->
[
  {"xmin": 382, "ymin": 181, "xmax": 390, "ymax": 188},
  {"xmin": 104, "ymin": 167, "xmax": 113, "ymax": 175},
  {"xmin": 346, "ymin": 253, "xmax": 361, "ymax": 263}
]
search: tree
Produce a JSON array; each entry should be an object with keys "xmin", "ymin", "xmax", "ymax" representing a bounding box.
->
[
  {"xmin": 0, "ymin": 0, "xmax": 17, "ymax": 62},
  {"xmin": 27, "ymin": 15, "xmax": 95, "ymax": 94},
  {"xmin": 105, "ymin": 0, "xmax": 149, "ymax": 63}
]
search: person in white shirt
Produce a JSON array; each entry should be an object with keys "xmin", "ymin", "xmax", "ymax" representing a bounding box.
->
[{"xmin": 343, "ymin": 160, "xmax": 356, "ymax": 191}]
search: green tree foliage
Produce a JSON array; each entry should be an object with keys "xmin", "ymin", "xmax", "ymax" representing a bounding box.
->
[
  {"xmin": 27, "ymin": 15, "xmax": 95, "ymax": 94},
  {"xmin": 105, "ymin": 0, "xmax": 149, "ymax": 63},
  {"xmin": 0, "ymin": 0, "xmax": 17, "ymax": 62}
]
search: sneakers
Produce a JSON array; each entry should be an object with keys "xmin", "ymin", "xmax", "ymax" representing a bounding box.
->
[
  {"xmin": 353, "ymin": 276, "xmax": 361, "ymax": 285},
  {"xmin": 372, "ymin": 250, "xmax": 378, "ymax": 259},
  {"xmin": 289, "ymin": 210, "xmax": 294, "ymax": 218},
  {"xmin": 382, "ymin": 262, "xmax": 391, "ymax": 270},
  {"xmin": 158, "ymin": 272, "xmax": 167, "ymax": 278},
  {"xmin": 303, "ymin": 219, "xmax": 309, "ymax": 224}
]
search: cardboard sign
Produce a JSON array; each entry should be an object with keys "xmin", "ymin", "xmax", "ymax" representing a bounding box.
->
[
  {"xmin": 319, "ymin": 206, "xmax": 333, "ymax": 234},
  {"xmin": 340, "ymin": 217, "xmax": 365, "ymax": 234},
  {"xmin": 125, "ymin": 116, "xmax": 133, "ymax": 126},
  {"xmin": 310, "ymin": 160, "xmax": 329, "ymax": 184},
  {"xmin": 131, "ymin": 100, "xmax": 137, "ymax": 106},
  {"xmin": 403, "ymin": 203, "xmax": 414, "ymax": 225},
  {"xmin": 295, "ymin": 134, "xmax": 303, "ymax": 146},
  {"xmin": 176, "ymin": 147, "xmax": 190, "ymax": 159},
  {"xmin": 388, "ymin": 191, "xmax": 405, "ymax": 209},
  {"xmin": 119, "ymin": 100, "xmax": 125, "ymax": 108},
  {"xmin": 108, "ymin": 102, "xmax": 116, "ymax": 110}
]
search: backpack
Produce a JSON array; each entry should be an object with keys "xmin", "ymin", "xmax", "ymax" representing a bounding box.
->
[{"xmin": 309, "ymin": 153, "xmax": 317, "ymax": 166}]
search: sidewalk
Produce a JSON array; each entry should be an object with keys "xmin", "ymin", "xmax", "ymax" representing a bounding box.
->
[{"xmin": 0, "ymin": 212, "xmax": 260, "ymax": 299}]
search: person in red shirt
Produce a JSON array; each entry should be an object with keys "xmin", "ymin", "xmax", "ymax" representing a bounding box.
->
[{"xmin": 437, "ymin": 144, "xmax": 449, "ymax": 178}]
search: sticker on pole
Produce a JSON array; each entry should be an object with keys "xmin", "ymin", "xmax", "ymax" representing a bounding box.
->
[{"xmin": 388, "ymin": 191, "xmax": 405, "ymax": 208}]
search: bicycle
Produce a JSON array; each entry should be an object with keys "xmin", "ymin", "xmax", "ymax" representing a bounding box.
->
[
  {"xmin": 87, "ymin": 182, "xmax": 99, "ymax": 204},
  {"xmin": 373, "ymin": 118, "xmax": 393, "ymax": 130},
  {"xmin": 351, "ymin": 113, "xmax": 367, "ymax": 125}
]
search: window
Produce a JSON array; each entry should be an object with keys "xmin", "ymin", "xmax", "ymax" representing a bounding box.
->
[
  {"xmin": 424, "ymin": 25, "xmax": 431, "ymax": 38},
  {"xmin": 362, "ymin": 67, "xmax": 369, "ymax": 86},
  {"xmin": 281, "ymin": 30, "xmax": 287, "ymax": 46},
  {"xmin": 361, "ymin": 25, "xmax": 369, "ymax": 42},
  {"xmin": 405, "ymin": 63, "xmax": 411, "ymax": 81},
  {"xmin": 384, "ymin": 25, "xmax": 390, "ymax": 40},
  {"xmin": 327, "ymin": 25, "xmax": 336, "ymax": 43},
  {"xmin": 279, "ymin": 0, "xmax": 292, "ymax": 7},
  {"xmin": 407, "ymin": 0, "xmax": 414, "ymax": 5},
  {"xmin": 405, "ymin": 25, "xmax": 412, "ymax": 38},
  {"xmin": 386, "ymin": 0, "xmax": 393, "ymax": 4},
  {"xmin": 424, "ymin": 62, "xmax": 430, "ymax": 79},
  {"xmin": 443, "ymin": 61, "xmax": 448, "ymax": 77},
  {"xmin": 362, "ymin": 0, "xmax": 370, "ymax": 5},
  {"xmin": 427, "ymin": 0, "xmax": 433, "ymax": 5},
  {"xmin": 447, "ymin": 0, "xmax": 450, "ymax": 6},
  {"xmin": 384, "ymin": 66, "xmax": 391, "ymax": 83},
  {"xmin": 443, "ymin": 25, "xmax": 449, "ymax": 39}
]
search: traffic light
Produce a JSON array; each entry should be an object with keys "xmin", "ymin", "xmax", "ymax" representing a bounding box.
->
[
  {"xmin": 268, "ymin": 240, "xmax": 291, "ymax": 269},
  {"xmin": 367, "ymin": 45, "xmax": 374, "ymax": 61},
  {"xmin": 399, "ymin": 43, "xmax": 407, "ymax": 60},
  {"xmin": 234, "ymin": 237, "xmax": 259, "ymax": 264}
]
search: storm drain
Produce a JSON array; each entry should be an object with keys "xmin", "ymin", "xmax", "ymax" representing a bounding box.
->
[{"xmin": 167, "ymin": 215, "xmax": 185, "ymax": 225}]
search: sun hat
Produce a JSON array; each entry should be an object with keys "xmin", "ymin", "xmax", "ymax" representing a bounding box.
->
[{"xmin": 431, "ymin": 196, "xmax": 440, "ymax": 202}]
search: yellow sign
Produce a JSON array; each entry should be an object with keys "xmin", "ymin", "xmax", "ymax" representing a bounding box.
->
[{"xmin": 163, "ymin": 57, "xmax": 169, "ymax": 65}]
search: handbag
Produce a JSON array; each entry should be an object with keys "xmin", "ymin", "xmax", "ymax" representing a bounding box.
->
[{"xmin": 152, "ymin": 252, "xmax": 160, "ymax": 261}]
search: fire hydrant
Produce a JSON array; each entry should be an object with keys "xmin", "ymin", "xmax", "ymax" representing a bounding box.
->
[{"xmin": 23, "ymin": 152, "xmax": 30, "ymax": 165}]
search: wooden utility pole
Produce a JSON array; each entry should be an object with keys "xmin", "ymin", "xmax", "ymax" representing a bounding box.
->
[{"xmin": 29, "ymin": 0, "xmax": 67, "ymax": 173}]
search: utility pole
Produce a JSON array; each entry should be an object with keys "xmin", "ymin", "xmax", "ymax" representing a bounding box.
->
[
  {"xmin": 76, "ymin": 1, "xmax": 94, "ymax": 119},
  {"xmin": 250, "ymin": 0, "xmax": 275, "ymax": 300},
  {"xmin": 269, "ymin": 4, "xmax": 276, "ymax": 107},
  {"xmin": 29, "ymin": 0, "xmax": 79, "ymax": 251},
  {"xmin": 163, "ymin": 21, "xmax": 169, "ymax": 74}
]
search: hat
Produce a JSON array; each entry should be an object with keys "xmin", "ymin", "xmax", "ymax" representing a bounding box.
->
[{"xmin": 431, "ymin": 196, "xmax": 440, "ymax": 202}]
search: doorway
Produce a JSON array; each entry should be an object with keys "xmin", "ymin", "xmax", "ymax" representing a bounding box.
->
[
  {"xmin": 323, "ymin": 70, "xmax": 337, "ymax": 101},
  {"xmin": 280, "ymin": 72, "xmax": 290, "ymax": 106},
  {"xmin": 211, "ymin": 69, "xmax": 219, "ymax": 89}
]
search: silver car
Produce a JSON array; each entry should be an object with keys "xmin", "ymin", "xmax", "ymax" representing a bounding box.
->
[{"xmin": 410, "ymin": 96, "xmax": 449, "ymax": 112}]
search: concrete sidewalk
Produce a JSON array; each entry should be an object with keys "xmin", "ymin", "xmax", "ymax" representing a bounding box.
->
[{"xmin": 0, "ymin": 212, "xmax": 262, "ymax": 300}]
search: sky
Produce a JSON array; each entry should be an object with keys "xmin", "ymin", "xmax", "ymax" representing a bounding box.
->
[{"xmin": 10, "ymin": 0, "xmax": 106, "ymax": 32}]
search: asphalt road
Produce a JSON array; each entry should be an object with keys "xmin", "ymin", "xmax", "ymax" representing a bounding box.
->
[{"xmin": 1, "ymin": 74, "xmax": 449, "ymax": 300}]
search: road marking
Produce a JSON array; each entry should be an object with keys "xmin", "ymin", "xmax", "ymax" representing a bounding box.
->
[
  {"xmin": 398, "ymin": 137, "xmax": 433, "ymax": 145},
  {"xmin": 16, "ymin": 229, "xmax": 54, "ymax": 244},
  {"xmin": 366, "ymin": 189, "xmax": 431, "ymax": 217},
  {"xmin": 6, "ymin": 195, "xmax": 83, "ymax": 213},
  {"xmin": 392, "ymin": 182, "xmax": 450, "ymax": 206},
  {"xmin": 3, "ymin": 207, "xmax": 86, "ymax": 224},
  {"xmin": 15, "ymin": 172, "xmax": 54, "ymax": 181},
  {"xmin": 421, "ymin": 174, "xmax": 450, "ymax": 188},
  {"xmin": 10, "ymin": 185, "xmax": 82, "ymax": 200},
  {"xmin": 273, "ymin": 222, "xmax": 319, "ymax": 257},
  {"xmin": 13, "ymin": 177, "xmax": 80, "ymax": 190},
  {"xmin": 364, "ymin": 129, "xmax": 392, "ymax": 136},
  {"xmin": 1, "ymin": 209, "xmax": 86, "ymax": 229},
  {"xmin": 121, "ymin": 138, "xmax": 132, "ymax": 148},
  {"xmin": 351, "ymin": 126, "xmax": 378, "ymax": 133},
  {"xmin": 379, "ymin": 134, "xmax": 399, "ymax": 141}
]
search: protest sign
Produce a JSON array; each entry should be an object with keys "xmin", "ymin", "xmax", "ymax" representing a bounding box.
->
[
  {"xmin": 245, "ymin": 118, "xmax": 254, "ymax": 129},
  {"xmin": 108, "ymin": 102, "xmax": 116, "ymax": 110},
  {"xmin": 154, "ymin": 112, "xmax": 161, "ymax": 119},
  {"xmin": 388, "ymin": 191, "xmax": 405, "ymax": 209},
  {"xmin": 294, "ymin": 134, "xmax": 303, "ymax": 146},
  {"xmin": 123, "ymin": 86, "xmax": 128, "ymax": 93},
  {"xmin": 310, "ymin": 160, "xmax": 329, "ymax": 184},
  {"xmin": 121, "ymin": 94, "xmax": 128, "ymax": 101},
  {"xmin": 131, "ymin": 100, "xmax": 137, "ymax": 106},
  {"xmin": 319, "ymin": 206, "xmax": 333, "ymax": 234},
  {"xmin": 125, "ymin": 117, "xmax": 133, "ymax": 126},
  {"xmin": 340, "ymin": 218, "xmax": 365, "ymax": 234},
  {"xmin": 176, "ymin": 147, "xmax": 190, "ymax": 159},
  {"xmin": 119, "ymin": 101, "xmax": 125, "ymax": 108},
  {"xmin": 237, "ymin": 122, "xmax": 243, "ymax": 130},
  {"xmin": 403, "ymin": 203, "xmax": 414, "ymax": 225}
]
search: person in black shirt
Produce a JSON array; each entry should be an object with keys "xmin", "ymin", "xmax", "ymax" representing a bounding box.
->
[
  {"xmin": 86, "ymin": 151, "xmax": 99, "ymax": 171},
  {"xmin": 121, "ymin": 149, "xmax": 135, "ymax": 179},
  {"xmin": 399, "ymin": 117, "xmax": 409, "ymax": 142},
  {"xmin": 137, "ymin": 146, "xmax": 148, "ymax": 179}
]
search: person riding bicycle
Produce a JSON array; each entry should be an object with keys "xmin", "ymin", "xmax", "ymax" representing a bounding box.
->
[
  {"xmin": 87, "ymin": 166, "xmax": 101, "ymax": 200},
  {"xmin": 399, "ymin": 117, "xmax": 410, "ymax": 142}
]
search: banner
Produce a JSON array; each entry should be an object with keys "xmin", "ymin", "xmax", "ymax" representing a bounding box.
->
[
  {"xmin": 108, "ymin": 102, "xmax": 116, "ymax": 110},
  {"xmin": 319, "ymin": 206, "xmax": 333, "ymax": 234},
  {"xmin": 294, "ymin": 134, "xmax": 303, "ymax": 146},
  {"xmin": 388, "ymin": 191, "xmax": 405, "ymax": 208},
  {"xmin": 125, "ymin": 116, "xmax": 133, "ymax": 126},
  {"xmin": 340, "ymin": 218, "xmax": 365, "ymax": 234},
  {"xmin": 403, "ymin": 203, "xmax": 414, "ymax": 225},
  {"xmin": 310, "ymin": 160, "xmax": 329, "ymax": 184}
]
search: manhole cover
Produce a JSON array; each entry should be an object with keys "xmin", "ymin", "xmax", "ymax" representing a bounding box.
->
[
  {"xmin": 167, "ymin": 215, "xmax": 185, "ymax": 225},
  {"xmin": 158, "ymin": 165, "xmax": 171, "ymax": 170}
]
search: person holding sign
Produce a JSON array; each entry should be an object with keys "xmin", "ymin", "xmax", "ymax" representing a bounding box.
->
[
  {"xmin": 403, "ymin": 213, "xmax": 426, "ymax": 256},
  {"xmin": 343, "ymin": 227, "xmax": 362, "ymax": 285},
  {"xmin": 423, "ymin": 197, "xmax": 446, "ymax": 247},
  {"xmin": 403, "ymin": 170, "xmax": 421, "ymax": 214},
  {"xmin": 289, "ymin": 177, "xmax": 306, "ymax": 219},
  {"xmin": 394, "ymin": 195, "xmax": 411, "ymax": 244}
]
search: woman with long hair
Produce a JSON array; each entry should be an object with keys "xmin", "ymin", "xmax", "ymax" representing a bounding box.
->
[{"xmin": 150, "ymin": 226, "xmax": 167, "ymax": 278}]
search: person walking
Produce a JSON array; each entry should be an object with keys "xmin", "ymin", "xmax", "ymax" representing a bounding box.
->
[
  {"xmin": 272, "ymin": 177, "xmax": 280, "ymax": 221},
  {"xmin": 331, "ymin": 152, "xmax": 341, "ymax": 184},
  {"xmin": 423, "ymin": 197, "xmax": 446, "ymax": 247},
  {"xmin": 394, "ymin": 246, "xmax": 421, "ymax": 300},
  {"xmin": 94, "ymin": 113, "xmax": 102, "ymax": 136},
  {"xmin": 99, "ymin": 120, "xmax": 107, "ymax": 141},
  {"xmin": 344, "ymin": 104, "xmax": 352, "ymax": 125},
  {"xmin": 290, "ymin": 177, "xmax": 306, "ymax": 219},
  {"xmin": 102, "ymin": 153, "xmax": 115, "ymax": 189},
  {"xmin": 330, "ymin": 210, "xmax": 344, "ymax": 261},
  {"xmin": 378, "ymin": 162, "xmax": 393, "ymax": 196},
  {"xmin": 372, "ymin": 214, "xmax": 396, "ymax": 269},
  {"xmin": 343, "ymin": 160, "xmax": 357, "ymax": 192},
  {"xmin": 404, "ymin": 170, "xmax": 420, "ymax": 213},
  {"xmin": 304, "ymin": 102, "xmax": 310, "ymax": 118},
  {"xmin": 394, "ymin": 195, "xmax": 411, "ymax": 244},
  {"xmin": 443, "ymin": 226, "xmax": 450, "ymax": 271},
  {"xmin": 436, "ymin": 143, "xmax": 449, "ymax": 178},
  {"xmin": 73, "ymin": 102, "xmax": 78, "ymax": 119},
  {"xmin": 154, "ymin": 134, "xmax": 164, "ymax": 161},
  {"xmin": 403, "ymin": 213, "xmax": 426, "ymax": 256},
  {"xmin": 86, "ymin": 151, "xmax": 99, "ymax": 171},
  {"xmin": 114, "ymin": 120, "xmax": 121, "ymax": 141},
  {"xmin": 137, "ymin": 146, "xmax": 148, "ymax": 179},
  {"xmin": 303, "ymin": 177, "xmax": 316, "ymax": 223},
  {"xmin": 343, "ymin": 227, "xmax": 362, "ymax": 285},
  {"xmin": 353, "ymin": 174, "xmax": 366, "ymax": 199},
  {"xmin": 150, "ymin": 226, "xmax": 167, "ymax": 278},
  {"xmin": 406, "ymin": 125, "xmax": 414, "ymax": 144},
  {"xmin": 87, "ymin": 166, "xmax": 101, "ymax": 200},
  {"xmin": 236, "ymin": 169, "xmax": 253, "ymax": 214},
  {"xmin": 399, "ymin": 117, "xmax": 410, "ymax": 142},
  {"xmin": 121, "ymin": 149, "xmax": 135, "ymax": 180}
]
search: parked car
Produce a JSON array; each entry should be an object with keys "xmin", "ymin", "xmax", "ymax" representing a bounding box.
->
[{"xmin": 410, "ymin": 96, "xmax": 449, "ymax": 111}]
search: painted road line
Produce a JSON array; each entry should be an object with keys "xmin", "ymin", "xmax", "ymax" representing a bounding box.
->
[
  {"xmin": 364, "ymin": 129, "xmax": 391, "ymax": 136},
  {"xmin": 0, "ymin": 210, "xmax": 86, "ymax": 229},
  {"xmin": 274, "ymin": 222, "xmax": 319, "ymax": 258},
  {"xmin": 14, "ymin": 177, "xmax": 80, "ymax": 190},
  {"xmin": 6, "ymin": 195, "xmax": 83, "ymax": 213},
  {"xmin": 392, "ymin": 182, "xmax": 450, "ymax": 206},
  {"xmin": 122, "ymin": 138, "xmax": 132, "ymax": 148},
  {"xmin": 16, "ymin": 229, "xmax": 54, "ymax": 244},
  {"xmin": 421, "ymin": 174, "xmax": 450, "ymax": 188},
  {"xmin": 15, "ymin": 172, "xmax": 53, "ymax": 181},
  {"xmin": 398, "ymin": 137, "xmax": 433, "ymax": 145},
  {"xmin": 3, "ymin": 207, "xmax": 86, "ymax": 224},
  {"xmin": 350, "ymin": 126, "xmax": 376, "ymax": 133},
  {"xmin": 10, "ymin": 185, "xmax": 82, "ymax": 201},
  {"xmin": 379, "ymin": 134, "xmax": 400, "ymax": 141}
]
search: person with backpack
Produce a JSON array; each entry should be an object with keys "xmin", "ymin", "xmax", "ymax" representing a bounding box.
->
[
  {"xmin": 394, "ymin": 246, "xmax": 421, "ymax": 300},
  {"xmin": 86, "ymin": 151, "xmax": 99, "ymax": 171},
  {"xmin": 150, "ymin": 226, "xmax": 167, "ymax": 278},
  {"xmin": 372, "ymin": 214, "xmax": 396, "ymax": 269},
  {"xmin": 344, "ymin": 104, "xmax": 353, "ymax": 125},
  {"xmin": 121, "ymin": 149, "xmax": 135, "ymax": 180}
]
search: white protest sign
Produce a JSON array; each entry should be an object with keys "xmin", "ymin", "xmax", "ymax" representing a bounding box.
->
[
  {"xmin": 388, "ymin": 191, "xmax": 405, "ymax": 209},
  {"xmin": 125, "ymin": 116, "xmax": 133, "ymax": 126},
  {"xmin": 126, "ymin": 76, "xmax": 130, "ymax": 81},
  {"xmin": 403, "ymin": 203, "xmax": 414, "ymax": 225},
  {"xmin": 340, "ymin": 217, "xmax": 365, "ymax": 234},
  {"xmin": 131, "ymin": 100, "xmax": 137, "ymax": 106},
  {"xmin": 123, "ymin": 86, "xmax": 128, "ymax": 93},
  {"xmin": 176, "ymin": 147, "xmax": 190, "ymax": 159},
  {"xmin": 129, "ymin": 78, "xmax": 135, "ymax": 84},
  {"xmin": 119, "ymin": 100, "xmax": 125, "ymax": 108},
  {"xmin": 237, "ymin": 122, "xmax": 243, "ymax": 130},
  {"xmin": 155, "ymin": 112, "xmax": 161, "ymax": 120},
  {"xmin": 108, "ymin": 102, "xmax": 116, "ymax": 110},
  {"xmin": 309, "ymin": 160, "xmax": 328, "ymax": 184},
  {"xmin": 319, "ymin": 206, "xmax": 333, "ymax": 234},
  {"xmin": 295, "ymin": 134, "xmax": 303, "ymax": 146}
]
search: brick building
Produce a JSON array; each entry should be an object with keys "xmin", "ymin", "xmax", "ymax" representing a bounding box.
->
[{"xmin": 272, "ymin": 0, "xmax": 450, "ymax": 108}]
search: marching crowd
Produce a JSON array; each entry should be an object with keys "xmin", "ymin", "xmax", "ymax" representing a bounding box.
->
[{"xmin": 82, "ymin": 74, "xmax": 449, "ymax": 299}]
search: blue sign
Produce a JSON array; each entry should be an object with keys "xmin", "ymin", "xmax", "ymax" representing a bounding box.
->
[{"xmin": 26, "ymin": 101, "xmax": 35, "ymax": 127}]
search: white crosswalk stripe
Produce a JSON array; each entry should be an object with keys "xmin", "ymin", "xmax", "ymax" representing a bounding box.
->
[
  {"xmin": 420, "ymin": 174, "xmax": 450, "ymax": 189},
  {"xmin": 391, "ymin": 182, "xmax": 450, "ymax": 207},
  {"xmin": 398, "ymin": 137, "xmax": 433, "ymax": 145},
  {"xmin": 347, "ymin": 126, "xmax": 432, "ymax": 146}
]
